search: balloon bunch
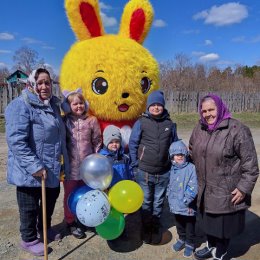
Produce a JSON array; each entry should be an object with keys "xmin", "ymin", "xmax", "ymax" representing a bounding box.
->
[{"xmin": 67, "ymin": 154, "xmax": 144, "ymax": 240}]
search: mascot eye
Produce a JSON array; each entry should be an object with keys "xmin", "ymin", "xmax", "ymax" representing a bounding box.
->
[
  {"xmin": 92, "ymin": 77, "xmax": 108, "ymax": 95},
  {"xmin": 140, "ymin": 77, "xmax": 151, "ymax": 94}
]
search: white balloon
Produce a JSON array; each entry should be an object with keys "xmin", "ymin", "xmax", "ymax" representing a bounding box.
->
[
  {"xmin": 76, "ymin": 190, "xmax": 111, "ymax": 227},
  {"xmin": 80, "ymin": 154, "xmax": 113, "ymax": 190}
]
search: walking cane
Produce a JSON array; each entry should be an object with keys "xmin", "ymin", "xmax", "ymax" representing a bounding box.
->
[{"xmin": 41, "ymin": 176, "xmax": 48, "ymax": 260}]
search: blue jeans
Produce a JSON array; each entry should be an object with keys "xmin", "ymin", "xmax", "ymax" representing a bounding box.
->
[{"xmin": 135, "ymin": 169, "xmax": 170, "ymax": 226}]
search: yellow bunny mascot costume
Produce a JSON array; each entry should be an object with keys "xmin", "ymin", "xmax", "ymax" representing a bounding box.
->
[{"xmin": 60, "ymin": 0, "xmax": 159, "ymax": 146}]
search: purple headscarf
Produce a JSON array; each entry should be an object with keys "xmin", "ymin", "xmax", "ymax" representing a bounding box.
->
[{"xmin": 199, "ymin": 94, "xmax": 232, "ymax": 131}]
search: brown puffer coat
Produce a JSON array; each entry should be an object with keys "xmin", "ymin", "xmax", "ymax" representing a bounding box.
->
[
  {"xmin": 189, "ymin": 118, "xmax": 259, "ymax": 214},
  {"xmin": 64, "ymin": 114, "xmax": 102, "ymax": 180}
]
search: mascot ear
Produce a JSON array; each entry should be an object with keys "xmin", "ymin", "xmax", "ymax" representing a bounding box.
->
[
  {"xmin": 119, "ymin": 0, "xmax": 154, "ymax": 44},
  {"xmin": 65, "ymin": 0, "xmax": 105, "ymax": 41}
]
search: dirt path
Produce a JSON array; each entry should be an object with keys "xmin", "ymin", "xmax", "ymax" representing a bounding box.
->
[{"xmin": 0, "ymin": 129, "xmax": 259, "ymax": 260}]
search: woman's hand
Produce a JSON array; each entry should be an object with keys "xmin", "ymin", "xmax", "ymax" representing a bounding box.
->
[
  {"xmin": 231, "ymin": 188, "xmax": 245, "ymax": 205},
  {"xmin": 32, "ymin": 169, "xmax": 47, "ymax": 179}
]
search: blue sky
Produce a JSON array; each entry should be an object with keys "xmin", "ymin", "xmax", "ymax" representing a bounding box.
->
[{"xmin": 1, "ymin": 0, "xmax": 260, "ymax": 74}]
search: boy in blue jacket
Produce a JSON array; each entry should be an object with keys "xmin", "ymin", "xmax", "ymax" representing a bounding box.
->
[
  {"xmin": 99, "ymin": 125, "xmax": 133, "ymax": 188},
  {"xmin": 167, "ymin": 140, "xmax": 198, "ymax": 257}
]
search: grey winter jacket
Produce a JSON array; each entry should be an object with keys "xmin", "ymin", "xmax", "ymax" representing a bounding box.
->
[
  {"xmin": 189, "ymin": 118, "xmax": 259, "ymax": 214},
  {"xmin": 167, "ymin": 140, "xmax": 198, "ymax": 216},
  {"xmin": 5, "ymin": 89, "xmax": 69, "ymax": 188}
]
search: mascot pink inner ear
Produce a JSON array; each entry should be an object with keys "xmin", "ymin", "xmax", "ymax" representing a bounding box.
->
[
  {"xmin": 80, "ymin": 2, "xmax": 102, "ymax": 37},
  {"xmin": 130, "ymin": 8, "xmax": 145, "ymax": 42}
]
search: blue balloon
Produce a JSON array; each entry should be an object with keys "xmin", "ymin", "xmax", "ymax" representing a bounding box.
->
[{"xmin": 68, "ymin": 185, "xmax": 93, "ymax": 215}]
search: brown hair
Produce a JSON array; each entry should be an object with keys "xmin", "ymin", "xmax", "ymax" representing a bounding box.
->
[{"xmin": 34, "ymin": 68, "xmax": 51, "ymax": 81}]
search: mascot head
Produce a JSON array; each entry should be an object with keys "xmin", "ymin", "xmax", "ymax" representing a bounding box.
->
[{"xmin": 60, "ymin": 0, "xmax": 159, "ymax": 122}]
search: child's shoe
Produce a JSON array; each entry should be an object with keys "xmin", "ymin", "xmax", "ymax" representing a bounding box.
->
[
  {"xmin": 194, "ymin": 242, "xmax": 215, "ymax": 260},
  {"xmin": 183, "ymin": 243, "xmax": 194, "ymax": 258},
  {"xmin": 142, "ymin": 225, "xmax": 152, "ymax": 244},
  {"xmin": 47, "ymin": 228, "xmax": 62, "ymax": 241},
  {"xmin": 20, "ymin": 239, "xmax": 45, "ymax": 256},
  {"xmin": 68, "ymin": 222, "xmax": 86, "ymax": 239},
  {"xmin": 151, "ymin": 224, "xmax": 162, "ymax": 244},
  {"xmin": 172, "ymin": 239, "xmax": 185, "ymax": 252},
  {"xmin": 38, "ymin": 228, "xmax": 62, "ymax": 242}
]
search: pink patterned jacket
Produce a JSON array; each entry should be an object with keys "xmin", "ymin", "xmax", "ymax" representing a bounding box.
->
[{"xmin": 64, "ymin": 114, "xmax": 102, "ymax": 180}]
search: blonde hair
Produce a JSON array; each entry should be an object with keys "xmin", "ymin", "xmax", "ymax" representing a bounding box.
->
[{"xmin": 67, "ymin": 92, "xmax": 88, "ymax": 114}]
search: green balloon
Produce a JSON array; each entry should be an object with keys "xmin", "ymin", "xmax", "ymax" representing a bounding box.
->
[{"xmin": 95, "ymin": 207, "xmax": 125, "ymax": 240}]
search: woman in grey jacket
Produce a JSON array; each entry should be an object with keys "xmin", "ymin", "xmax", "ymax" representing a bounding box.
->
[
  {"xmin": 5, "ymin": 68, "xmax": 69, "ymax": 257},
  {"xmin": 189, "ymin": 94, "xmax": 259, "ymax": 260}
]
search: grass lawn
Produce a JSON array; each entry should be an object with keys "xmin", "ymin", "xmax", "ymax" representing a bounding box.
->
[{"xmin": 0, "ymin": 112, "xmax": 259, "ymax": 133}]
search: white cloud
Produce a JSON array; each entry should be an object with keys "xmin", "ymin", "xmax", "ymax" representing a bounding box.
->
[
  {"xmin": 205, "ymin": 39, "xmax": 213, "ymax": 45},
  {"xmin": 42, "ymin": 46, "xmax": 55, "ymax": 50},
  {"xmin": 22, "ymin": 37, "xmax": 44, "ymax": 44},
  {"xmin": 199, "ymin": 53, "xmax": 220, "ymax": 62},
  {"xmin": 232, "ymin": 36, "xmax": 246, "ymax": 42},
  {"xmin": 182, "ymin": 29, "xmax": 200, "ymax": 34},
  {"xmin": 0, "ymin": 49, "xmax": 11, "ymax": 54},
  {"xmin": 0, "ymin": 62, "xmax": 7, "ymax": 67},
  {"xmin": 192, "ymin": 51, "xmax": 205, "ymax": 57},
  {"xmin": 232, "ymin": 35, "xmax": 260, "ymax": 43},
  {"xmin": 99, "ymin": 2, "xmax": 112, "ymax": 10},
  {"xmin": 153, "ymin": 19, "xmax": 167, "ymax": 28},
  {"xmin": 100, "ymin": 12, "xmax": 117, "ymax": 27},
  {"xmin": 251, "ymin": 35, "xmax": 260, "ymax": 43},
  {"xmin": 193, "ymin": 3, "xmax": 248, "ymax": 26},
  {"xmin": 0, "ymin": 32, "xmax": 14, "ymax": 40}
]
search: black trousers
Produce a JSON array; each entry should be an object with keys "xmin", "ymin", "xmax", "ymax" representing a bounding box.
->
[
  {"xmin": 16, "ymin": 186, "xmax": 60, "ymax": 242},
  {"xmin": 174, "ymin": 214, "xmax": 196, "ymax": 246}
]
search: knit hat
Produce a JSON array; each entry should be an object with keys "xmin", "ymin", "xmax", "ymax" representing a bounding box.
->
[
  {"xmin": 146, "ymin": 90, "xmax": 165, "ymax": 109},
  {"xmin": 103, "ymin": 125, "xmax": 122, "ymax": 147}
]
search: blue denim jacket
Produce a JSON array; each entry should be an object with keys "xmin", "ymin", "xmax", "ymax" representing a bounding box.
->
[{"xmin": 5, "ymin": 89, "xmax": 69, "ymax": 188}]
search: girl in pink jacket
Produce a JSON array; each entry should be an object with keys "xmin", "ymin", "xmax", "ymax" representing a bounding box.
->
[{"xmin": 62, "ymin": 89, "xmax": 102, "ymax": 239}]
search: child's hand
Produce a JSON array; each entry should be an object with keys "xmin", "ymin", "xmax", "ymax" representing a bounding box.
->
[{"xmin": 188, "ymin": 208, "xmax": 192, "ymax": 215}]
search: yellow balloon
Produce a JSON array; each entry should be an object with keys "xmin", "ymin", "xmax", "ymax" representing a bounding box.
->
[{"xmin": 108, "ymin": 180, "xmax": 144, "ymax": 213}]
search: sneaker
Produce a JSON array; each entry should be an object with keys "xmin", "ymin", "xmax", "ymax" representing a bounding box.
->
[
  {"xmin": 172, "ymin": 239, "xmax": 185, "ymax": 252},
  {"xmin": 20, "ymin": 239, "xmax": 45, "ymax": 256},
  {"xmin": 213, "ymin": 251, "xmax": 228, "ymax": 260},
  {"xmin": 183, "ymin": 244, "xmax": 194, "ymax": 258},
  {"xmin": 47, "ymin": 228, "xmax": 62, "ymax": 241},
  {"xmin": 38, "ymin": 228, "xmax": 62, "ymax": 242},
  {"xmin": 68, "ymin": 222, "xmax": 86, "ymax": 239},
  {"xmin": 194, "ymin": 245, "xmax": 215, "ymax": 260}
]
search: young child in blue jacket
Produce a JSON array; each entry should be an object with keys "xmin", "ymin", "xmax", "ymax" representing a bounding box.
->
[
  {"xmin": 99, "ymin": 125, "xmax": 133, "ymax": 188},
  {"xmin": 167, "ymin": 140, "xmax": 198, "ymax": 258}
]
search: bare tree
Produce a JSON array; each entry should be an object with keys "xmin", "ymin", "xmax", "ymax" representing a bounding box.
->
[
  {"xmin": 0, "ymin": 67, "xmax": 10, "ymax": 84},
  {"xmin": 13, "ymin": 46, "xmax": 44, "ymax": 75}
]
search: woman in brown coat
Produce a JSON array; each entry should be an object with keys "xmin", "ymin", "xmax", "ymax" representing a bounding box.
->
[{"xmin": 189, "ymin": 94, "xmax": 259, "ymax": 260}]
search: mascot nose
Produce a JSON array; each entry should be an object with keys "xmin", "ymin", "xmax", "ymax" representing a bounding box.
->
[{"xmin": 122, "ymin": 93, "xmax": 129, "ymax": 98}]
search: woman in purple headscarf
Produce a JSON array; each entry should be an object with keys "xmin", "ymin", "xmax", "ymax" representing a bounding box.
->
[{"xmin": 189, "ymin": 94, "xmax": 259, "ymax": 260}]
